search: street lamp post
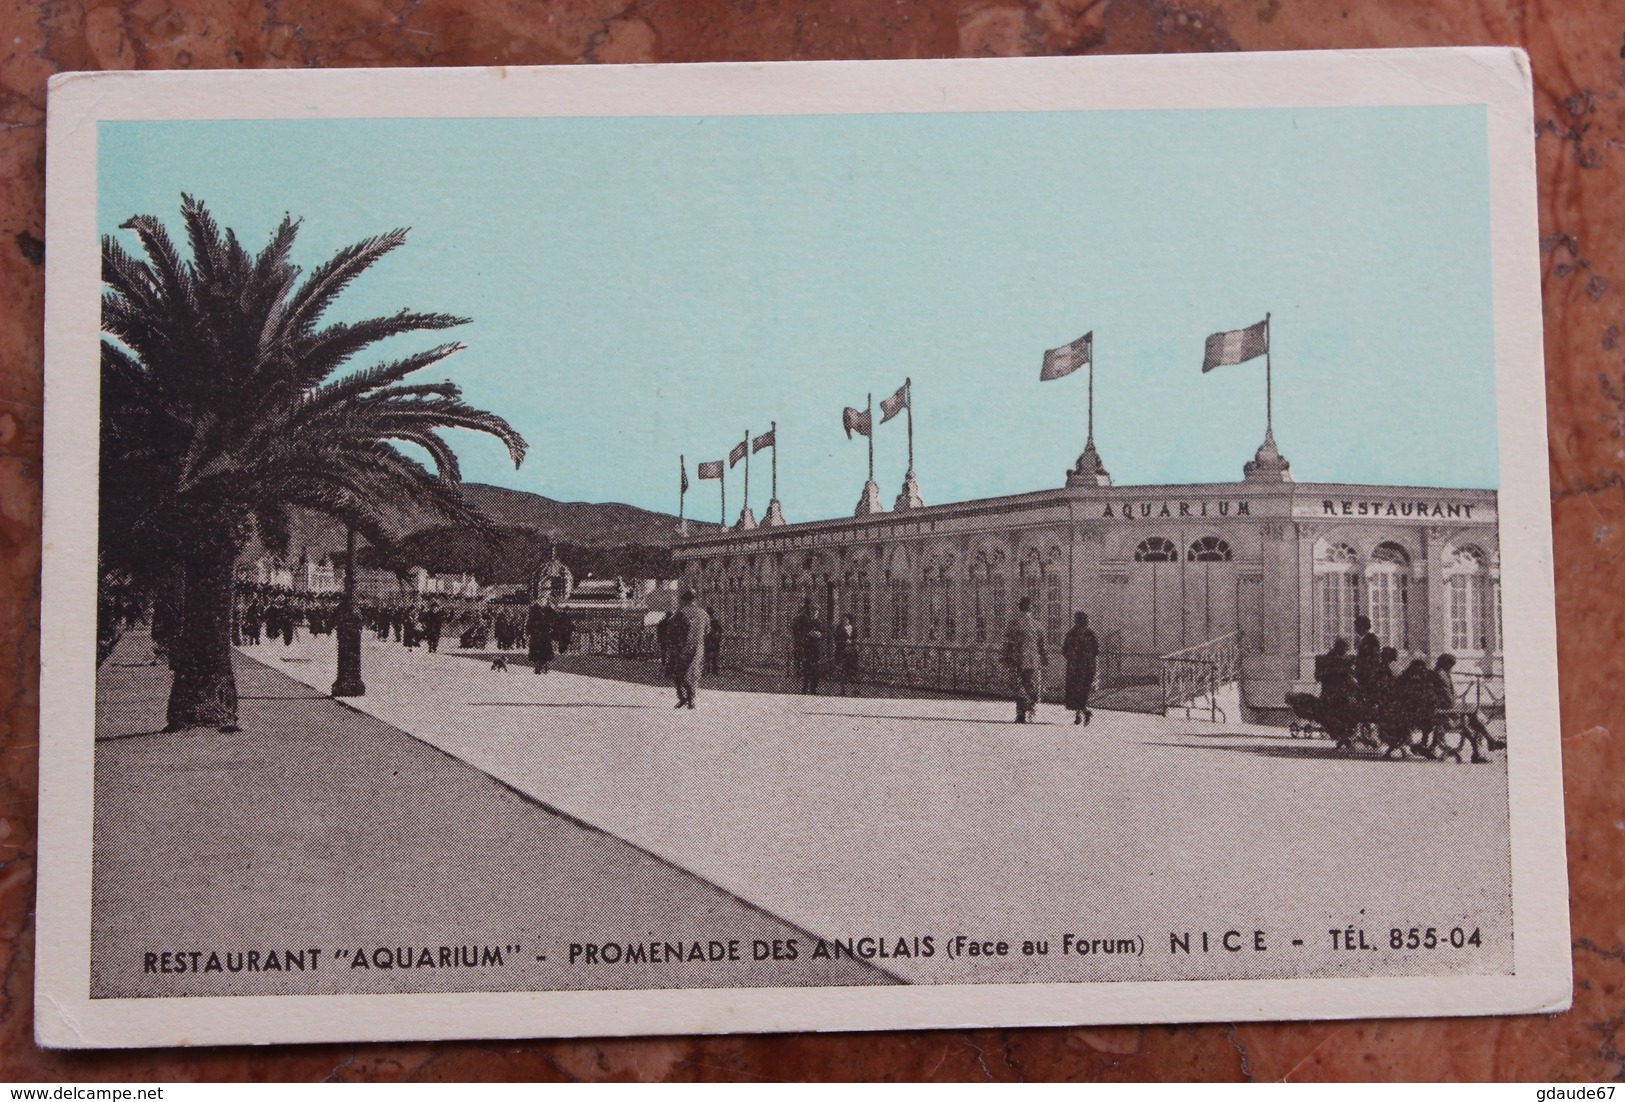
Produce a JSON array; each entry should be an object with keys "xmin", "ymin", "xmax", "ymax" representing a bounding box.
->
[{"xmin": 332, "ymin": 525, "xmax": 366, "ymax": 697}]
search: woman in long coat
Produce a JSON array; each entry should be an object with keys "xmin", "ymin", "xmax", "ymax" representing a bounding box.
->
[
  {"xmin": 527, "ymin": 599, "xmax": 556, "ymax": 674},
  {"xmin": 1061, "ymin": 611, "xmax": 1099, "ymax": 726}
]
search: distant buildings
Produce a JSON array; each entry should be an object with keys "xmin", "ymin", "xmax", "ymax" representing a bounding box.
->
[
  {"xmin": 236, "ymin": 548, "xmax": 670, "ymax": 612},
  {"xmin": 237, "ymin": 552, "xmax": 490, "ymax": 604}
]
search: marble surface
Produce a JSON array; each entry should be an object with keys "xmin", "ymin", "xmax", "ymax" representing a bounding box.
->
[{"xmin": 1, "ymin": 0, "xmax": 1621, "ymax": 1082}]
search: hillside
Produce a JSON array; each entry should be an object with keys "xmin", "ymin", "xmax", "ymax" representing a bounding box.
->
[
  {"xmin": 459, "ymin": 484, "xmax": 718, "ymax": 547},
  {"xmin": 246, "ymin": 483, "xmax": 716, "ymax": 563}
]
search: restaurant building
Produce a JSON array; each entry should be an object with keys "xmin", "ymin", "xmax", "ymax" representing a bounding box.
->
[{"xmin": 670, "ymin": 439, "xmax": 1501, "ymax": 721}]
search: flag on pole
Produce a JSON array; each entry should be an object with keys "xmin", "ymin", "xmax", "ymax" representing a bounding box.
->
[
  {"xmin": 879, "ymin": 382, "xmax": 909, "ymax": 423},
  {"xmin": 1040, "ymin": 332, "xmax": 1093, "ymax": 382},
  {"xmin": 697, "ymin": 460, "xmax": 723, "ymax": 480},
  {"xmin": 680, "ymin": 457, "xmax": 689, "ymax": 494},
  {"xmin": 843, "ymin": 406, "xmax": 873, "ymax": 438},
  {"xmin": 1202, "ymin": 319, "xmax": 1269, "ymax": 372},
  {"xmin": 752, "ymin": 428, "xmax": 775, "ymax": 453},
  {"xmin": 729, "ymin": 439, "xmax": 748, "ymax": 468}
]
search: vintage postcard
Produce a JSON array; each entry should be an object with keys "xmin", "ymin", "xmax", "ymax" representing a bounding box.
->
[{"xmin": 36, "ymin": 50, "xmax": 1568, "ymax": 1048}]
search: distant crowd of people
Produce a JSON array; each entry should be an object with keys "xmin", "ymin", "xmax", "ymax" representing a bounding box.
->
[
  {"xmin": 231, "ymin": 585, "xmax": 578, "ymax": 662},
  {"xmin": 233, "ymin": 590, "xmax": 343, "ymax": 646},
  {"xmin": 1297, "ymin": 614, "xmax": 1504, "ymax": 761}
]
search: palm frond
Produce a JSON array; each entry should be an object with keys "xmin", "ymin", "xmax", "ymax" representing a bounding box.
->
[
  {"xmin": 300, "ymin": 342, "xmax": 467, "ymax": 411},
  {"xmin": 292, "ymin": 310, "xmax": 469, "ymax": 388},
  {"xmin": 280, "ymin": 228, "xmax": 409, "ymax": 336}
]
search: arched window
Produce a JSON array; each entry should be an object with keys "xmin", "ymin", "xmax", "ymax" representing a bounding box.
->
[
  {"xmin": 1134, "ymin": 537, "xmax": 1178, "ymax": 562},
  {"xmin": 1365, "ymin": 542, "xmax": 1410, "ymax": 650},
  {"xmin": 1045, "ymin": 551, "xmax": 1065, "ymax": 642},
  {"xmin": 1445, "ymin": 544, "xmax": 1491, "ymax": 654},
  {"xmin": 965, "ymin": 549, "xmax": 1007, "ymax": 646},
  {"xmin": 1187, "ymin": 536, "xmax": 1233, "ymax": 562},
  {"xmin": 969, "ymin": 560, "xmax": 989, "ymax": 645},
  {"xmin": 925, "ymin": 552, "xmax": 954, "ymax": 642},
  {"xmin": 987, "ymin": 552, "xmax": 1007, "ymax": 645},
  {"xmin": 888, "ymin": 572, "xmax": 910, "ymax": 640},
  {"xmin": 1019, "ymin": 550, "xmax": 1044, "ymax": 618},
  {"xmin": 855, "ymin": 569, "xmax": 872, "ymax": 640},
  {"xmin": 1315, "ymin": 541, "xmax": 1360, "ymax": 651}
]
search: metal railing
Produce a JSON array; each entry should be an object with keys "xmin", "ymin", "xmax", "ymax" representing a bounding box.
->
[
  {"xmin": 1156, "ymin": 631, "xmax": 1243, "ymax": 721},
  {"xmin": 1454, "ymin": 672, "xmax": 1506, "ymax": 719},
  {"xmin": 561, "ymin": 621, "xmax": 1248, "ymax": 719}
]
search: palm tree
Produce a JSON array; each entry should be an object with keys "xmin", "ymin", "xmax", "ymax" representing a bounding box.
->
[{"xmin": 101, "ymin": 195, "xmax": 527, "ymax": 730}]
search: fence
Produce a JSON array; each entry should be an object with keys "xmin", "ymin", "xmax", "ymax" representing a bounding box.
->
[
  {"xmin": 846, "ymin": 630, "xmax": 1244, "ymax": 717},
  {"xmin": 574, "ymin": 610, "xmax": 661, "ymax": 659},
  {"xmin": 563, "ymin": 613, "xmax": 1246, "ymax": 719}
]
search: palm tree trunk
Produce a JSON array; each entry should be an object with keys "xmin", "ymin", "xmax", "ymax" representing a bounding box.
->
[{"xmin": 165, "ymin": 545, "xmax": 240, "ymax": 730}]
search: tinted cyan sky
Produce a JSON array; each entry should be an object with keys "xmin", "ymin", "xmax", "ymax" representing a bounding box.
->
[{"xmin": 99, "ymin": 106, "xmax": 1496, "ymax": 522}]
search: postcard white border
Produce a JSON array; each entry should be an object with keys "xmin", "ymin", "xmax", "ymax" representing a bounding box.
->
[{"xmin": 37, "ymin": 49, "xmax": 1568, "ymax": 1048}]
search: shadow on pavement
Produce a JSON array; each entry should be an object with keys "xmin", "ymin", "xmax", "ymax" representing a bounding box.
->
[
  {"xmin": 467, "ymin": 701, "xmax": 663, "ymax": 710},
  {"xmin": 1141, "ymin": 739, "xmax": 1473, "ymax": 765},
  {"xmin": 807, "ymin": 710, "xmax": 1024, "ymax": 728}
]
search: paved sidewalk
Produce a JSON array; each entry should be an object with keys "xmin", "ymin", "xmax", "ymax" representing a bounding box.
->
[
  {"xmin": 92, "ymin": 634, "xmax": 890, "ymax": 998},
  {"xmin": 250, "ymin": 634, "xmax": 1515, "ymax": 986}
]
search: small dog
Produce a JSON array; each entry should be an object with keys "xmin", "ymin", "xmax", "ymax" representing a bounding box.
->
[{"xmin": 490, "ymin": 656, "xmax": 508, "ymax": 671}]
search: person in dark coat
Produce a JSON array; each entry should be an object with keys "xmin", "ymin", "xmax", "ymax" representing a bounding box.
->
[
  {"xmin": 264, "ymin": 598, "xmax": 290, "ymax": 647},
  {"xmin": 1061, "ymin": 611, "xmax": 1099, "ymax": 726},
  {"xmin": 668, "ymin": 590, "xmax": 710, "ymax": 709},
  {"xmin": 552, "ymin": 607, "xmax": 575, "ymax": 655},
  {"xmin": 833, "ymin": 614, "xmax": 858, "ymax": 694},
  {"xmin": 1314, "ymin": 637, "xmax": 1356, "ymax": 746},
  {"xmin": 1002, "ymin": 596, "xmax": 1049, "ymax": 723},
  {"xmin": 789, "ymin": 600, "xmax": 824, "ymax": 695},
  {"xmin": 527, "ymin": 599, "xmax": 556, "ymax": 674},
  {"xmin": 1394, "ymin": 657, "xmax": 1435, "ymax": 746},
  {"xmin": 1368, "ymin": 645, "xmax": 1410, "ymax": 755},
  {"xmin": 703, "ymin": 606, "xmax": 724, "ymax": 677},
  {"xmin": 421, "ymin": 600, "xmax": 447, "ymax": 653},
  {"xmin": 1351, "ymin": 615, "xmax": 1381, "ymax": 684},
  {"xmin": 656, "ymin": 610, "xmax": 676, "ymax": 674}
]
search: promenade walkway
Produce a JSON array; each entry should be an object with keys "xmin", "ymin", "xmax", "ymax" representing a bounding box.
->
[
  {"xmin": 91, "ymin": 634, "xmax": 889, "ymax": 999},
  {"xmin": 241, "ymin": 633, "xmax": 1514, "ymax": 986}
]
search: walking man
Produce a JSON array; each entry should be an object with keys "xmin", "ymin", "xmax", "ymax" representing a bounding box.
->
[
  {"xmin": 526, "ymin": 598, "xmax": 556, "ymax": 674},
  {"xmin": 1002, "ymin": 596, "xmax": 1049, "ymax": 723},
  {"xmin": 834, "ymin": 614, "xmax": 859, "ymax": 695},
  {"xmin": 421, "ymin": 599, "xmax": 447, "ymax": 654},
  {"xmin": 670, "ymin": 589, "xmax": 710, "ymax": 709},
  {"xmin": 703, "ymin": 606, "xmax": 723, "ymax": 677},
  {"xmin": 790, "ymin": 599, "xmax": 824, "ymax": 695}
]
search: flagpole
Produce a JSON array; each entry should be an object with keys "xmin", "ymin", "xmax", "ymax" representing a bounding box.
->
[
  {"xmin": 866, "ymin": 393, "xmax": 874, "ymax": 483},
  {"xmin": 1264, "ymin": 311, "xmax": 1273, "ymax": 438},
  {"xmin": 743, "ymin": 429, "xmax": 751, "ymax": 515},
  {"xmin": 1087, "ymin": 355, "xmax": 1095, "ymax": 445},
  {"xmin": 720, "ymin": 464, "xmax": 727, "ymax": 528},
  {"xmin": 905, "ymin": 377, "xmax": 914, "ymax": 472},
  {"xmin": 771, "ymin": 420, "xmax": 778, "ymax": 499},
  {"xmin": 679, "ymin": 454, "xmax": 686, "ymax": 533}
]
